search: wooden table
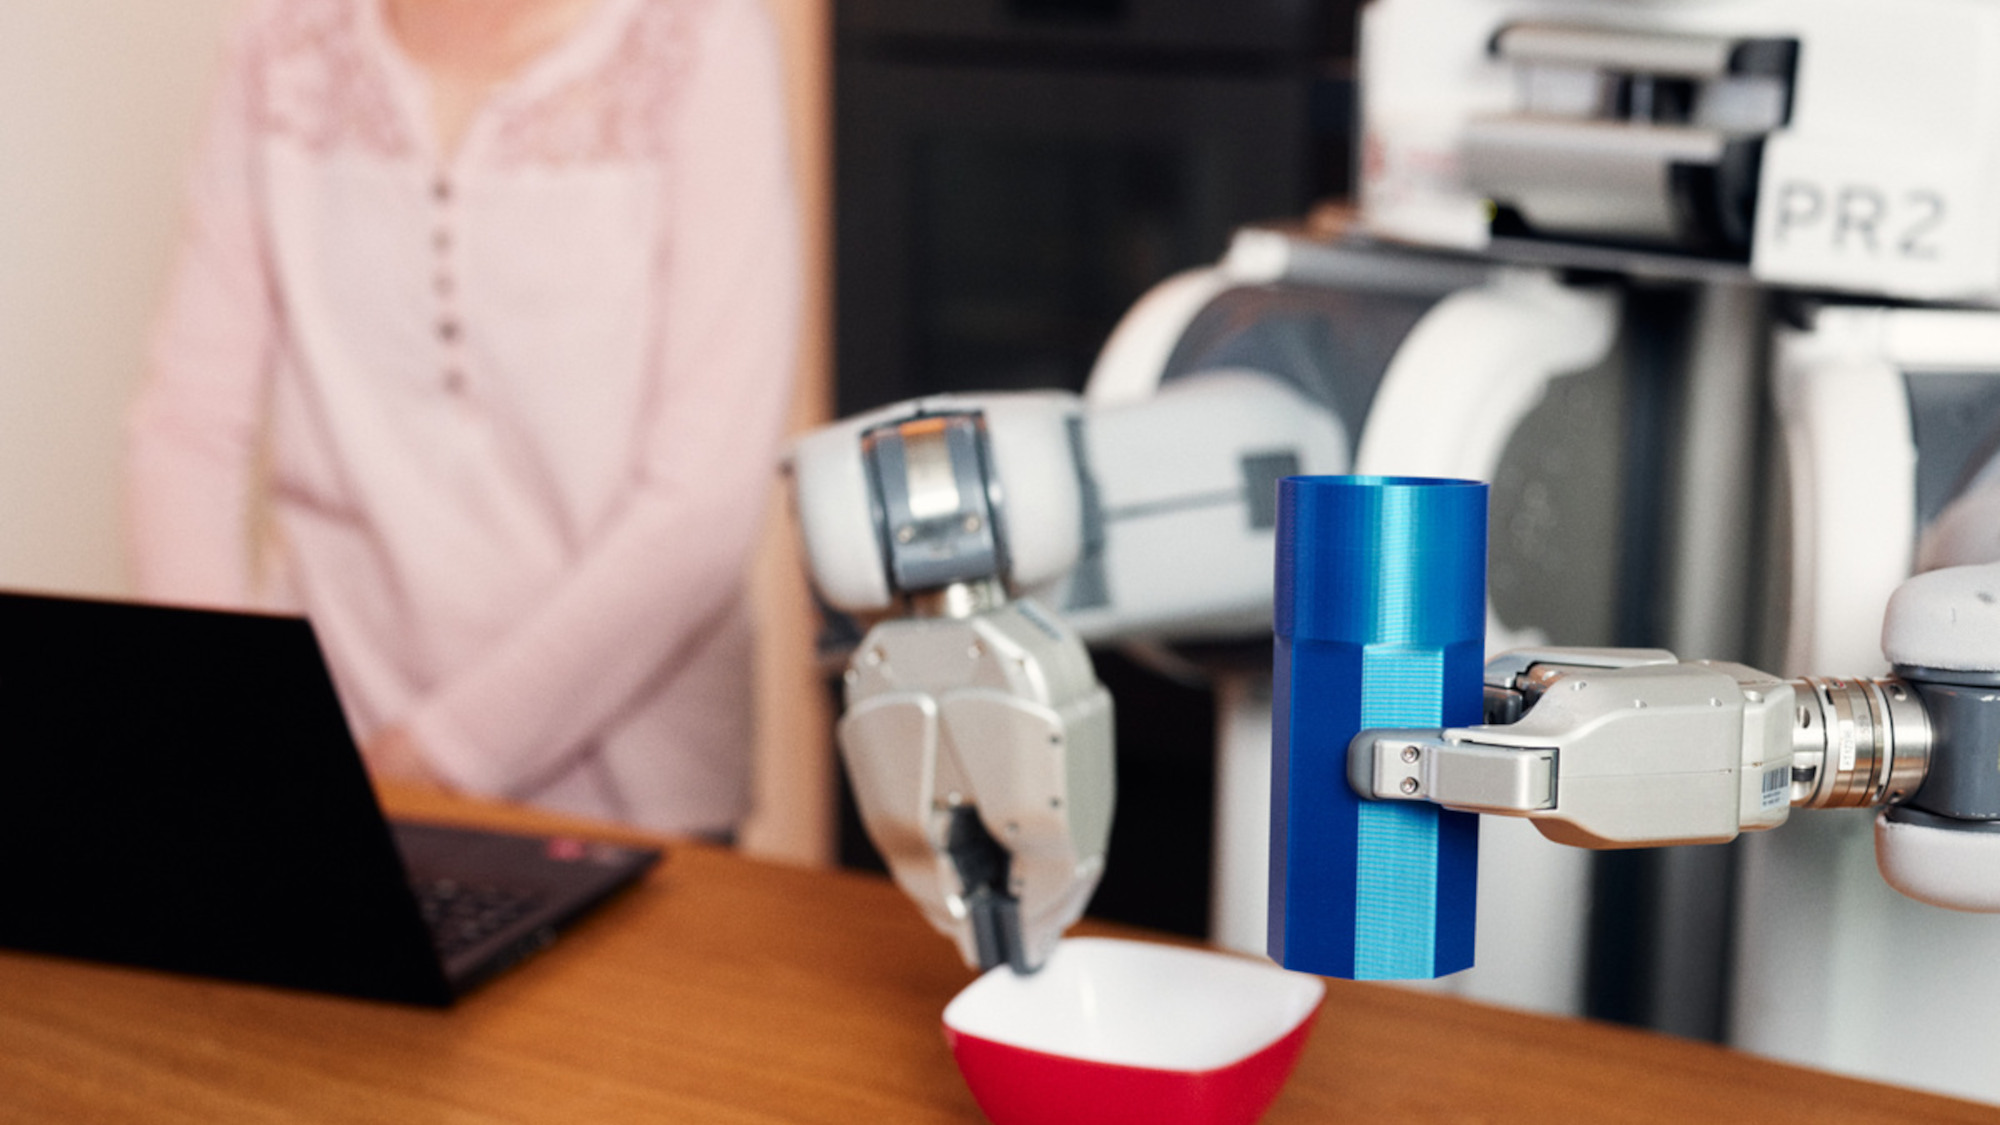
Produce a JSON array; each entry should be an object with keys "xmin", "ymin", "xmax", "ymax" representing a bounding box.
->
[{"xmin": 3, "ymin": 787, "xmax": 1996, "ymax": 1124}]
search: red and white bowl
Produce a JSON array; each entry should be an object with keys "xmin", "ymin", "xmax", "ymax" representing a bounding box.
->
[{"xmin": 943, "ymin": 937, "xmax": 1324, "ymax": 1125}]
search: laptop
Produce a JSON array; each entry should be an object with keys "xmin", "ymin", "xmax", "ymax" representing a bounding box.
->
[{"xmin": 0, "ymin": 589, "xmax": 660, "ymax": 1006}]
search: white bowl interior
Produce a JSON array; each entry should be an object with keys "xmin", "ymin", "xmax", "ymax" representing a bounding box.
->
[{"xmin": 943, "ymin": 937, "xmax": 1325, "ymax": 1071}]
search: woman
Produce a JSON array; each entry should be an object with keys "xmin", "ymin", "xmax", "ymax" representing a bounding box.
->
[{"xmin": 127, "ymin": 0, "xmax": 801, "ymax": 836}]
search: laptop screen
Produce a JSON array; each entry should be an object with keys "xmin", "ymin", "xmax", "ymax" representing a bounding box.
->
[{"xmin": 0, "ymin": 591, "xmax": 452, "ymax": 1002}]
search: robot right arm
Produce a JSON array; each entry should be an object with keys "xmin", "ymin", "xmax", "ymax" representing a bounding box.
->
[
  {"xmin": 789, "ymin": 374, "xmax": 1347, "ymax": 972},
  {"xmin": 1347, "ymin": 561, "xmax": 2000, "ymax": 911}
]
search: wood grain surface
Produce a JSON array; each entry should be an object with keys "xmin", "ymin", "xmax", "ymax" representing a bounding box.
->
[{"xmin": 1, "ymin": 785, "xmax": 1993, "ymax": 1124}]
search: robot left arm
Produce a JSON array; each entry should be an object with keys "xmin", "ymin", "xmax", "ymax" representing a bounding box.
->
[
  {"xmin": 789, "ymin": 375, "xmax": 1345, "ymax": 971},
  {"xmin": 1349, "ymin": 561, "xmax": 2000, "ymax": 911}
]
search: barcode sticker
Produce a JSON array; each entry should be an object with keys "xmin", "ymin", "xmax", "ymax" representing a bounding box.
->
[{"xmin": 1761, "ymin": 765, "xmax": 1790, "ymax": 811}]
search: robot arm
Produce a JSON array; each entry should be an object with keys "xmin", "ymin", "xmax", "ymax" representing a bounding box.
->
[
  {"xmin": 1349, "ymin": 648, "xmax": 1925, "ymax": 847},
  {"xmin": 789, "ymin": 375, "xmax": 1345, "ymax": 972},
  {"xmin": 793, "ymin": 396, "xmax": 1111, "ymax": 974},
  {"xmin": 1348, "ymin": 561, "xmax": 2000, "ymax": 910}
]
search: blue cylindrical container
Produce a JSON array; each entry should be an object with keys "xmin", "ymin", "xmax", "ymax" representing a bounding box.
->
[{"xmin": 1268, "ymin": 476, "xmax": 1487, "ymax": 980}]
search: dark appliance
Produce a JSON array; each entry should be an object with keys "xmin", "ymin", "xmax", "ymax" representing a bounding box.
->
[{"xmin": 833, "ymin": 0, "xmax": 1354, "ymax": 937}]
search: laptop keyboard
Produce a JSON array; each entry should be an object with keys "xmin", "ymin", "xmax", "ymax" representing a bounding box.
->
[{"xmin": 413, "ymin": 877, "xmax": 547, "ymax": 959}]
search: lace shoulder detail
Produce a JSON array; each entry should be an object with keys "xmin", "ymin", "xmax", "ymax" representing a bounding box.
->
[
  {"xmin": 249, "ymin": 0, "xmax": 414, "ymax": 159},
  {"xmin": 488, "ymin": 0, "xmax": 713, "ymax": 168}
]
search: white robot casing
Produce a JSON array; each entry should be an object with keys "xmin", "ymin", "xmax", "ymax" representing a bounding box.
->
[
  {"xmin": 790, "ymin": 392, "xmax": 1085, "ymax": 615},
  {"xmin": 1362, "ymin": 0, "xmax": 2000, "ymax": 302},
  {"xmin": 1875, "ymin": 563, "xmax": 2000, "ymax": 913},
  {"xmin": 790, "ymin": 377, "xmax": 1349, "ymax": 644}
]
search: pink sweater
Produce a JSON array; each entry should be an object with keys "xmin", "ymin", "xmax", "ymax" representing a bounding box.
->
[{"xmin": 127, "ymin": 0, "xmax": 801, "ymax": 834}]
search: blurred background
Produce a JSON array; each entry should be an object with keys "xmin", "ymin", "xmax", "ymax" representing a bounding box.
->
[
  {"xmin": 0, "ymin": 0, "xmax": 840, "ymax": 867},
  {"xmin": 10, "ymin": 0, "xmax": 2000, "ymax": 1111}
]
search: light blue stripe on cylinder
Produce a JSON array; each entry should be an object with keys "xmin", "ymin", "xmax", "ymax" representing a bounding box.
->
[
  {"xmin": 1354, "ymin": 644, "xmax": 1444, "ymax": 979},
  {"xmin": 1354, "ymin": 803, "xmax": 1438, "ymax": 978},
  {"xmin": 1360, "ymin": 647, "xmax": 1441, "ymax": 725}
]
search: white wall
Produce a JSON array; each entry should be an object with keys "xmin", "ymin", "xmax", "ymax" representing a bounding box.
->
[
  {"xmin": 0, "ymin": 1, "xmax": 243, "ymax": 598},
  {"xmin": 1734, "ymin": 810, "xmax": 2000, "ymax": 1108}
]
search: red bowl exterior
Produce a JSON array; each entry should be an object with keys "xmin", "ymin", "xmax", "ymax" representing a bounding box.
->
[{"xmin": 944, "ymin": 1000, "xmax": 1321, "ymax": 1125}]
